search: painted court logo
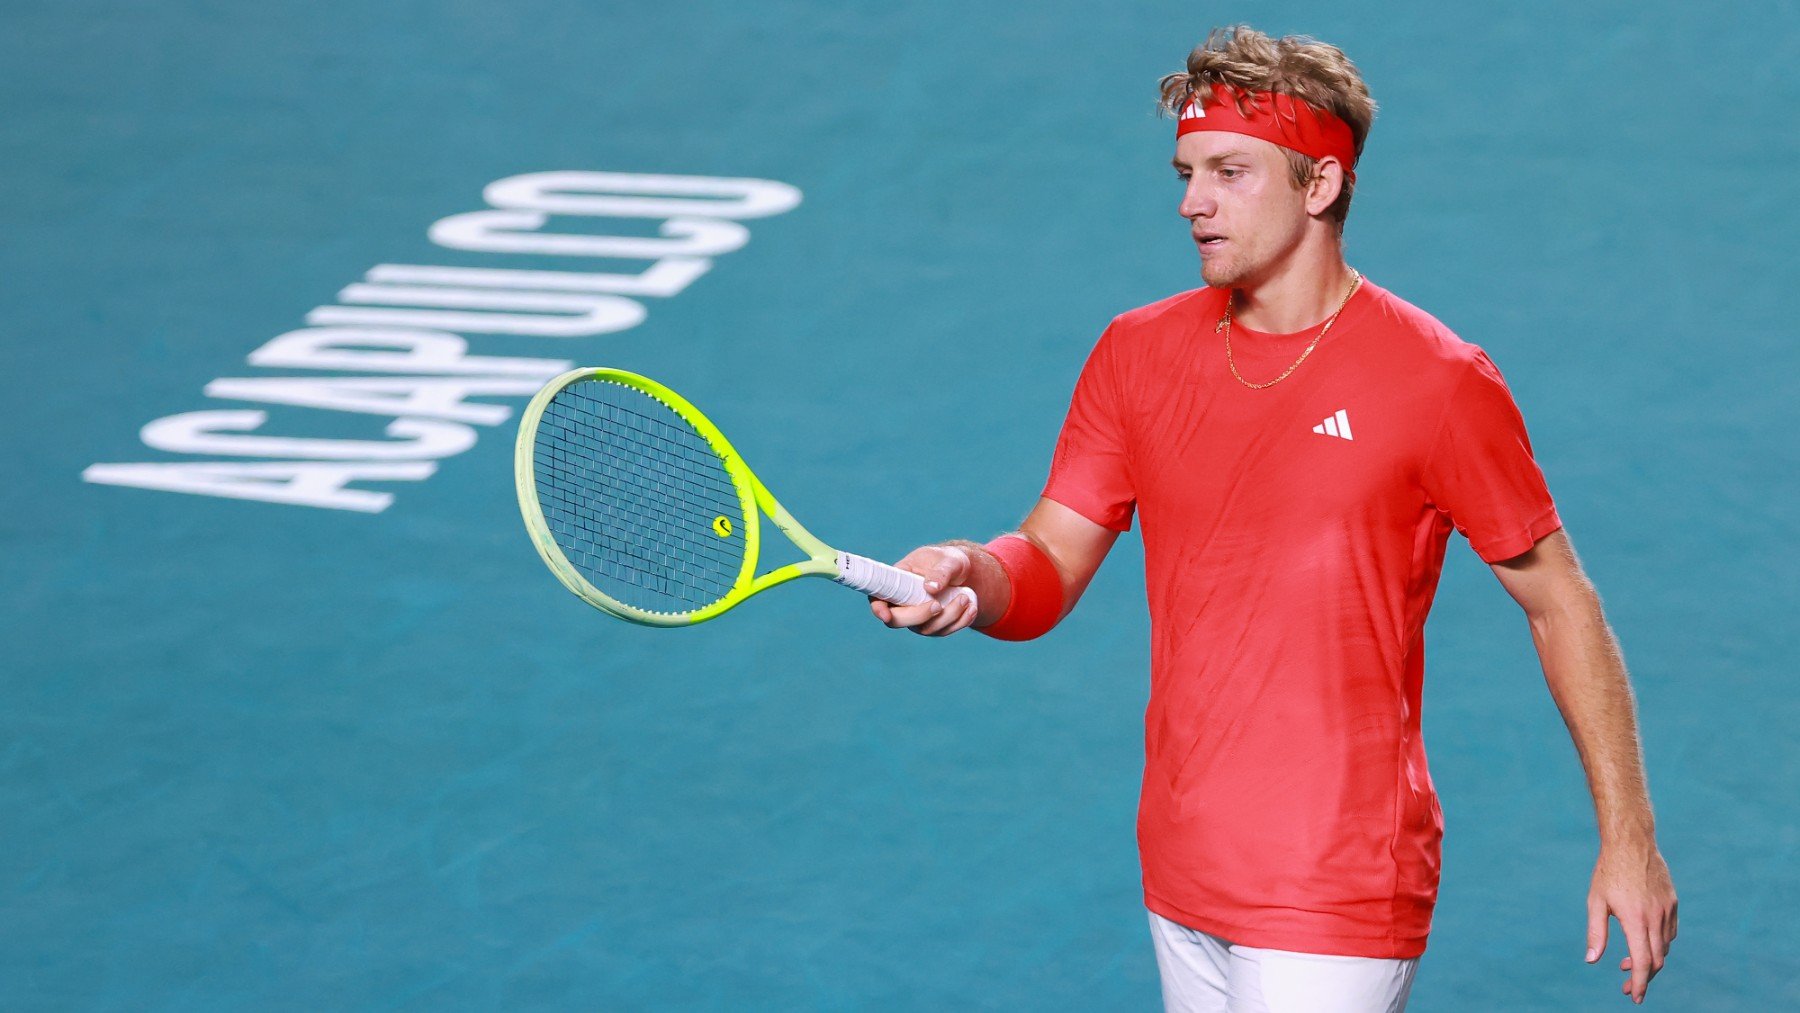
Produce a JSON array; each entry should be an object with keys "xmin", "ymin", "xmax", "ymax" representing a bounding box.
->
[{"xmin": 83, "ymin": 171, "xmax": 802, "ymax": 514}]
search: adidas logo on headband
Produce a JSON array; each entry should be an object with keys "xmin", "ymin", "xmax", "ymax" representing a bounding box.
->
[{"xmin": 1174, "ymin": 82, "xmax": 1358, "ymax": 182}]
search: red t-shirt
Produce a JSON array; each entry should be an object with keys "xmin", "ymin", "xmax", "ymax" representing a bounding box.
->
[{"xmin": 1042, "ymin": 278, "xmax": 1561, "ymax": 959}]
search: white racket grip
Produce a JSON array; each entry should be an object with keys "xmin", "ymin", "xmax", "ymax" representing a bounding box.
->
[{"xmin": 835, "ymin": 551, "xmax": 979, "ymax": 611}]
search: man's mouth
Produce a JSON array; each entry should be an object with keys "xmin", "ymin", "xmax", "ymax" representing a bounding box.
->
[{"xmin": 1194, "ymin": 232, "xmax": 1227, "ymax": 252}]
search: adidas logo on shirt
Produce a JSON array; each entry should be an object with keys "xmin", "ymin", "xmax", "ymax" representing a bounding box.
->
[{"xmin": 1312, "ymin": 409, "xmax": 1354, "ymax": 441}]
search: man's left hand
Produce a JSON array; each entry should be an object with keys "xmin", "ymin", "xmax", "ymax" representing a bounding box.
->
[{"xmin": 1586, "ymin": 842, "xmax": 1678, "ymax": 1004}]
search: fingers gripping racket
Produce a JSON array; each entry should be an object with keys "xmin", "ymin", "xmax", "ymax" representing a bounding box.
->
[{"xmin": 514, "ymin": 367, "xmax": 976, "ymax": 626}]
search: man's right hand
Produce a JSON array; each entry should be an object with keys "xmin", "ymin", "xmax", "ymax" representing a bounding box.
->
[
  {"xmin": 865, "ymin": 499, "xmax": 1122, "ymax": 640},
  {"xmin": 868, "ymin": 543, "xmax": 983, "ymax": 637}
]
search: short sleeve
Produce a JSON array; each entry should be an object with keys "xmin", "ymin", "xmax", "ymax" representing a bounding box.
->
[
  {"xmin": 1041, "ymin": 322, "xmax": 1136, "ymax": 532},
  {"xmin": 1421, "ymin": 349, "xmax": 1563, "ymax": 563}
]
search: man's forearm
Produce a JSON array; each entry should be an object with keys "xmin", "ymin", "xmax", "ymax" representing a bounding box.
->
[
  {"xmin": 1528, "ymin": 588, "xmax": 1656, "ymax": 844},
  {"xmin": 1493, "ymin": 530, "xmax": 1676, "ymax": 997},
  {"xmin": 917, "ymin": 500, "xmax": 1119, "ymax": 633}
]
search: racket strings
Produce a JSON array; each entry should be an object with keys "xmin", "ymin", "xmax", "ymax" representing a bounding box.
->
[
  {"xmin": 539, "ymin": 395, "xmax": 742, "ymax": 567},
  {"xmin": 540, "ymin": 418, "xmax": 739, "ymax": 564},
  {"xmin": 560, "ymin": 401, "xmax": 742, "ymax": 544},
  {"xmin": 534, "ymin": 380, "xmax": 748, "ymax": 613},
  {"xmin": 537, "ymin": 414, "xmax": 741, "ymax": 605},
  {"xmin": 535, "ymin": 469, "xmax": 729, "ymax": 583},
  {"xmin": 537, "ymin": 437, "xmax": 739, "ymax": 578}
]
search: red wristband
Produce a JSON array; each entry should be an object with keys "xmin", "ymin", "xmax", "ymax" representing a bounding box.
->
[{"xmin": 976, "ymin": 534, "xmax": 1063, "ymax": 641}]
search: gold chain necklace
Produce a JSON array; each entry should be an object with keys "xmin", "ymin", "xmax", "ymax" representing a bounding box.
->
[{"xmin": 1220, "ymin": 270, "xmax": 1363, "ymax": 389}]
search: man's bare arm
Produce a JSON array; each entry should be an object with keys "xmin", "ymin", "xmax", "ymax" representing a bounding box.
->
[
  {"xmin": 869, "ymin": 498, "xmax": 1120, "ymax": 636},
  {"xmin": 1488, "ymin": 528, "xmax": 1677, "ymax": 1005}
]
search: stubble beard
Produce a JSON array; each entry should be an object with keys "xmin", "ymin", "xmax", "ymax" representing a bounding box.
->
[{"xmin": 1200, "ymin": 251, "xmax": 1247, "ymax": 290}]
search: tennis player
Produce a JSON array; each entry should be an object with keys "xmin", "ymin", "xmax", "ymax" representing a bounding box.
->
[{"xmin": 869, "ymin": 25, "xmax": 1677, "ymax": 1011}]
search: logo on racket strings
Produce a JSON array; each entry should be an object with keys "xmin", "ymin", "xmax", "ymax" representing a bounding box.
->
[{"xmin": 712, "ymin": 516, "xmax": 733, "ymax": 538}]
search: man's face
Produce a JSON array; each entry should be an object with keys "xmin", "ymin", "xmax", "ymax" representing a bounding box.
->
[{"xmin": 1173, "ymin": 130, "xmax": 1311, "ymax": 290}]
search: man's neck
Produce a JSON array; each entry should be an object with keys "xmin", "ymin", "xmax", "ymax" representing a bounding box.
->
[{"xmin": 1227, "ymin": 238, "xmax": 1355, "ymax": 335}]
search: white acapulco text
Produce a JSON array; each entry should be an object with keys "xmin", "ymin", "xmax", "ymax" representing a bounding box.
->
[{"xmin": 84, "ymin": 170, "xmax": 802, "ymax": 513}]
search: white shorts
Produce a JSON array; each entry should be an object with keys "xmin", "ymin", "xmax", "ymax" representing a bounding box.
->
[{"xmin": 1148, "ymin": 910, "xmax": 1419, "ymax": 1013}]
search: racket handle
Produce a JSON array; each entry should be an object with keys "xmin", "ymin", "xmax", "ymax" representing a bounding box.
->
[{"xmin": 835, "ymin": 552, "xmax": 979, "ymax": 612}]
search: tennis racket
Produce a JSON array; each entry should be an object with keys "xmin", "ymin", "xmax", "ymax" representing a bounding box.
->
[{"xmin": 514, "ymin": 367, "xmax": 977, "ymax": 626}]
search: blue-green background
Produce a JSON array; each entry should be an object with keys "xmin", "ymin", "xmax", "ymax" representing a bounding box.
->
[{"xmin": 4, "ymin": 1, "xmax": 1794, "ymax": 1008}]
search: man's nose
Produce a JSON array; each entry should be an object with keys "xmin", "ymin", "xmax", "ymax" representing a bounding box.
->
[{"xmin": 1180, "ymin": 184, "xmax": 1215, "ymax": 220}]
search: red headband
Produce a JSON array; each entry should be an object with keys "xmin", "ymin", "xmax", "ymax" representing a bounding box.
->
[{"xmin": 1177, "ymin": 82, "xmax": 1358, "ymax": 182}]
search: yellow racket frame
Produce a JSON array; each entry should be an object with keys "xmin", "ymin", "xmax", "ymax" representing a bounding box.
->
[{"xmin": 514, "ymin": 367, "xmax": 841, "ymax": 626}]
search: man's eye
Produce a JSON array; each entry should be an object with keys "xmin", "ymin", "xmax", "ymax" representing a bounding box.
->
[
  {"xmin": 1220, "ymin": 168, "xmax": 1244, "ymax": 180},
  {"xmin": 1175, "ymin": 171, "xmax": 1191, "ymax": 182}
]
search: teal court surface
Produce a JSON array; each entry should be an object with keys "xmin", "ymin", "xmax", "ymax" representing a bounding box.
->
[{"xmin": 3, "ymin": 1, "xmax": 1796, "ymax": 1008}]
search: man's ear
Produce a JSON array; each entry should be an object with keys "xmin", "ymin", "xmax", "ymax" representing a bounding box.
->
[{"xmin": 1306, "ymin": 157, "xmax": 1347, "ymax": 217}]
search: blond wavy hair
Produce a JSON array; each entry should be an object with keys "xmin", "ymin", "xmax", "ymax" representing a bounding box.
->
[{"xmin": 1158, "ymin": 26, "xmax": 1377, "ymax": 228}]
